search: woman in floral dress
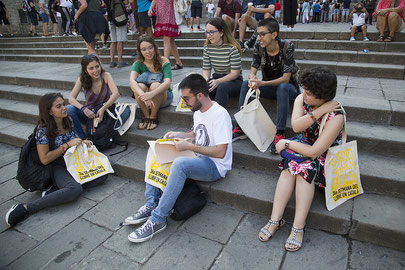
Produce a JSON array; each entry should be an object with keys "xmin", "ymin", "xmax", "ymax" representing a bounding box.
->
[
  {"xmin": 258, "ymin": 67, "xmax": 345, "ymax": 252},
  {"xmin": 148, "ymin": 0, "xmax": 184, "ymax": 70}
]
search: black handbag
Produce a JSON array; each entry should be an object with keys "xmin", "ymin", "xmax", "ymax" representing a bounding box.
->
[
  {"xmin": 136, "ymin": 72, "xmax": 163, "ymax": 86},
  {"xmin": 16, "ymin": 132, "xmax": 52, "ymax": 192},
  {"xmin": 170, "ymin": 179, "xmax": 207, "ymax": 221}
]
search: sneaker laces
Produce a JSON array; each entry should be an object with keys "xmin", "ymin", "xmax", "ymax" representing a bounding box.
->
[
  {"xmin": 136, "ymin": 205, "xmax": 151, "ymax": 217},
  {"xmin": 136, "ymin": 219, "xmax": 155, "ymax": 235}
]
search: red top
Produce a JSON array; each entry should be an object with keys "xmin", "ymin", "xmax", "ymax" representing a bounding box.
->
[
  {"xmin": 373, "ymin": 0, "xmax": 405, "ymax": 22},
  {"xmin": 275, "ymin": 2, "xmax": 281, "ymax": 11}
]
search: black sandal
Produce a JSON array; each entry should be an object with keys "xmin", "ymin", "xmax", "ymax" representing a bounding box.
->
[
  {"xmin": 137, "ymin": 118, "xmax": 149, "ymax": 130},
  {"xmin": 147, "ymin": 118, "xmax": 158, "ymax": 130},
  {"xmin": 171, "ymin": 64, "xmax": 183, "ymax": 70}
]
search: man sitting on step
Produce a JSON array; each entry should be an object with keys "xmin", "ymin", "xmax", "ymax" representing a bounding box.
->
[
  {"xmin": 374, "ymin": 0, "xmax": 405, "ymax": 42},
  {"xmin": 232, "ymin": 18, "xmax": 299, "ymax": 155},
  {"xmin": 214, "ymin": 0, "xmax": 242, "ymax": 37},
  {"xmin": 126, "ymin": 74, "xmax": 233, "ymax": 243}
]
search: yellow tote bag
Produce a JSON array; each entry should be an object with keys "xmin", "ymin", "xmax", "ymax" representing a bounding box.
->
[
  {"xmin": 64, "ymin": 143, "xmax": 114, "ymax": 184},
  {"xmin": 320, "ymin": 109, "xmax": 363, "ymax": 211}
]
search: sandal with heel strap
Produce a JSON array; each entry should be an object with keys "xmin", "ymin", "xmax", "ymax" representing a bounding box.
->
[
  {"xmin": 147, "ymin": 118, "xmax": 158, "ymax": 130},
  {"xmin": 285, "ymin": 227, "xmax": 305, "ymax": 252},
  {"xmin": 137, "ymin": 118, "xmax": 149, "ymax": 130},
  {"xmin": 376, "ymin": 35, "xmax": 384, "ymax": 42},
  {"xmin": 258, "ymin": 218, "xmax": 285, "ymax": 242}
]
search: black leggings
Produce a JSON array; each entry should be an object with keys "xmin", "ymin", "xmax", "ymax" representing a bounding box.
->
[
  {"xmin": 55, "ymin": 6, "xmax": 71, "ymax": 33},
  {"xmin": 27, "ymin": 161, "xmax": 107, "ymax": 213}
]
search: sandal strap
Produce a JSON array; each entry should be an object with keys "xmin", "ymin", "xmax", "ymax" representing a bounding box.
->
[
  {"xmin": 286, "ymin": 238, "xmax": 302, "ymax": 248},
  {"xmin": 291, "ymin": 227, "xmax": 304, "ymax": 233},
  {"xmin": 286, "ymin": 226, "xmax": 304, "ymax": 248},
  {"xmin": 260, "ymin": 227, "xmax": 272, "ymax": 238}
]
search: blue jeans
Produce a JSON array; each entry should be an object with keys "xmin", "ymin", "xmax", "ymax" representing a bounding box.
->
[
  {"xmin": 146, "ymin": 156, "xmax": 222, "ymax": 224},
  {"xmin": 238, "ymin": 80, "xmax": 296, "ymax": 130},
  {"xmin": 67, "ymin": 105, "xmax": 88, "ymax": 139}
]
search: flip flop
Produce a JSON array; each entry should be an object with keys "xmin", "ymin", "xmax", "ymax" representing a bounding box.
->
[
  {"xmin": 172, "ymin": 64, "xmax": 183, "ymax": 70},
  {"xmin": 385, "ymin": 36, "xmax": 393, "ymax": 42}
]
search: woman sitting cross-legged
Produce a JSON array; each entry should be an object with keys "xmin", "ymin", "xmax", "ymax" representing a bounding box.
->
[
  {"xmin": 129, "ymin": 34, "xmax": 173, "ymax": 130},
  {"xmin": 202, "ymin": 17, "xmax": 242, "ymax": 108},
  {"xmin": 5, "ymin": 93, "xmax": 107, "ymax": 227},
  {"xmin": 258, "ymin": 67, "xmax": 344, "ymax": 252},
  {"xmin": 67, "ymin": 54, "xmax": 120, "ymax": 139}
]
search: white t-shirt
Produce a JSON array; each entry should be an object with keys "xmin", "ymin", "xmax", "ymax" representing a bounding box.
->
[
  {"xmin": 207, "ymin": 3, "xmax": 215, "ymax": 13},
  {"xmin": 193, "ymin": 102, "xmax": 232, "ymax": 177},
  {"xmin": 352, "ymin": 12, "xmax": 366, "ymax": 26}
]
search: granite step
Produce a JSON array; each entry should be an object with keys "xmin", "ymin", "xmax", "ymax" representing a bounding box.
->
[
  {"xmin": 1, "ymin": 47, "xmax": 403, "ymax": 65},
  {"xmin": 2, "ymin": 39, "xmax": 404, "ymax": 53},
  {"xmin": 0, "ymin": 54, "xmax": 403, "ymax": 79},
  {"xmin": 0, "ymin": 117, "xmax": 403, "ymax": 251}
]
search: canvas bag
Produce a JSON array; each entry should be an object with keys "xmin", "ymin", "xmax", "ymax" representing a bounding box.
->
[
  {"xmin": 320, "ymin": 109, "xmax": 363, "ymax": 211},
  {"xmin": 174, "ymin": 0, "xmax": 188, "ymax": 25},
  {"xmin": 106, "ymin": 102, "xmax": 137, "ymax": 136},
  {"xmin": 234, "ymin": 88, "xmax": 277, "ymax": 152},
  {"xmin": 64, "ymin": 143, "xmax": 114, "ymax": 184},
  {"xmin": 145, "ymin": 139, "xmax": 196, "ymax": 191}
]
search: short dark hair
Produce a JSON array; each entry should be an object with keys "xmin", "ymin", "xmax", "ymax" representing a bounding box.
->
[
  {"xmin": 257, "ymin": 18, "xmax": 279, "ymax": 36},
  {"xmin": 179, "ymin": 74, "xmax": 209, "ymax": 96},
  {"xmin": 300, "ymin": 67, "xmax": 337, "ymax": 101}
]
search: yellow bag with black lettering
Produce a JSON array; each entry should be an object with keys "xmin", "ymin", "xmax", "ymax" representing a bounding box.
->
[
  {"xmin": 321, "ymin": 111, "xmax": 363, "ymax": 211},
  {"xmin": 145, "ymin": 139, "xmax": 195, "ymax": 191}
]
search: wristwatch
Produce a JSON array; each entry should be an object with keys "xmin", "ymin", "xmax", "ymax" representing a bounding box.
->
[
  {"xmin": 285, "ymin": 141, "xmax": 290, "ymax": 149},
  {"xmin": 308, "ymin": 111, "xmax": 316, "ymax": 122}
]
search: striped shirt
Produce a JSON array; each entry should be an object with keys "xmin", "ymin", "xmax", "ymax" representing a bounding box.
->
[{"xmin": 202, "ymin": 43, "xmax": 242, "ymax": 75}]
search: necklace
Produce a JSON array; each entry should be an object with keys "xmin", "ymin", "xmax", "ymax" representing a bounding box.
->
[{"xmin": 267, "ymin": 53, "xmax": 277, "ymax": 67}]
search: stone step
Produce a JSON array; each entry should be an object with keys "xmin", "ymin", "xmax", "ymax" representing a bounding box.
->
[
  {"xmin": 0, "ymin": 118, "xmax": 403, "ymax": 252},
  {"xmin": 0, "ymin": 54, "xmax": 403, "ymax": 79},
  {"xmin": 1, "ymin": 47, "xmax": 403, "ymax": 65},
  {"xmin": 0, "ymin": 30, "xmax": 404, "ymax": 42},
  {"xmin": 0, "ymin": 94, "xmax": 403, "ymax": 201},
  {"xmin": 2, "ymin": 39, "xmax": 404, "ymax": 53}
]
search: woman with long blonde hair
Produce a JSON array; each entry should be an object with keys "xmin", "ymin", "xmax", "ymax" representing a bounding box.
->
[{"xmin": 202, "ymin": 17, "xmax": 242, "ymax": 108}]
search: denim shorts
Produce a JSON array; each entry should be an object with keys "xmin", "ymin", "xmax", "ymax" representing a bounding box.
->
[
  {"xmin": 161, "ymin": 90, "xmax": 173, "ymax": 108},
  {"xmin": 40, "ymin": 13, "xmax": 49, "ymax": 23}
]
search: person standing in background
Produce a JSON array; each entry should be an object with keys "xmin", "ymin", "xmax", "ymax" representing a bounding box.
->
[
  {"xmin": 0, "ymin": 1, "xmax": 13, "ymax": 37},
  {"xmin": 190, "ymin": 0, "xmax": 203, "ymax": 31},
  {"xmin": 207, "ymin": 0, "xmax": 215, "ymax": 18},
  {"xmin": 275, "ymin": 0, "xmax": 281, "ymax": 22},
  {"xmin": 284, "ymin": 0, "xmax": 297, "ymax": 29},
  {"xmin": 39, "ymin": 0, "xmax": 50, "ymax": 36},
  {"xmin": 363, "ymin": 0, "xmax": 376, "ymax": 25}
]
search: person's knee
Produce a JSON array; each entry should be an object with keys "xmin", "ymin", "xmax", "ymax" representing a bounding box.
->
[
  {"xmin": 277, "ymin": 83, "xmax": 293, "ymax": 99},
  {"xmin": 150, "ymin": 82, "xmax": 161, "ymax": 91},
  {"xmin": 66, "ymin": 183, "xmax": 83, "ymax": 201}
]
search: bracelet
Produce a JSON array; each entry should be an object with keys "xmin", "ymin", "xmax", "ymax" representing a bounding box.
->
[
  {"xmin": 80, "ymin": 106, "xmax": 87, "ymax": 112},
  {"xmin": 308, "ymin": 112, "xmax": 317, "ymax": 122}
]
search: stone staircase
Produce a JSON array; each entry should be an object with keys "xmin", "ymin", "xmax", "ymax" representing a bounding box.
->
[{"xmin": 0, "ymin": 31, "xmax": 404, "ymax": 252}]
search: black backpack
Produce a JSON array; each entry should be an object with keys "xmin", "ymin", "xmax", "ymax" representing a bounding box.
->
[
  {"xmin": 171, "ymin": 179, "xmax": 207, "ymax": 221},
  {"xmin": 107, "ymin": 0, "xmax": 128, "ymax": 27},
  {"xmin": 86, "ymin": 104, "xmax": 128, "ymax": 155},
  {"xmin": 16, "ymin": 131, "xmax": 53, "ymax": 192}
]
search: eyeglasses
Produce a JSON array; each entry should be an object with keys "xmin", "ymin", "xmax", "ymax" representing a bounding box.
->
[
  {"xmin": 257, "ymin": 31, "xmax": 272, "ymax": 38},
  {"xmin": 140, "ymin": 46, "xmax": 154, "ymax": 53},
  {"xmin": 181, "ymin": 94, "xmax": 195, "ymax": 102},
  {"xmin": 205, "ymin": 30, "xmax": 219, "ymax": 36}
]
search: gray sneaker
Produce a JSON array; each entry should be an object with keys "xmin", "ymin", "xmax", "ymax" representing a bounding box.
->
[
  {"xmin": 109, "ymin": 61, "xmax": 117, "ymax": 68},
  {"xmin": 117, "ymin": 61, "xmax": 129, "ymax": 68},
  {"xmin": 125, "ymin": 205, "xmax": 155, "ymax": 225},
  {"xmin": 128, "ymin": 219, "xmax": 167, "ymax": 243}
]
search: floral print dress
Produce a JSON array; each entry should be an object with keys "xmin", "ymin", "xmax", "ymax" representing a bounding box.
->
[{"xmin": 279, "ymin": 103, "xmax": 344, "ymax": 187}]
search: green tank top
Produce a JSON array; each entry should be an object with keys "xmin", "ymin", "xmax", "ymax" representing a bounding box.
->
[{"xmin": 86, "ymin": 0, "xmax": 101, "ymax": 12}]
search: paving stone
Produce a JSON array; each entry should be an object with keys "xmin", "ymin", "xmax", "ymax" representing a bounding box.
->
[
  {"xmin": 0, "ymin": 161, "xmax": 18, "ymax": 184},
  {"xmin": 0, "ymin": 178, "xmax": 25, "ymax": 203},
  {"xmin": 82, "ymin": 180, "xmax": 147, "ymax": 231},
  {"xmin": 12, "ymin": 195, "xmax": 96, "ymax": 242},
  {"xmin": 383, "ymin": 88, "xmax": 405, "ymax": 102},
  {"xmin": 7, "ymin": 218, "xmax": 112, "ymax": 270},
  {"xmin": 143, "ymin": 230, "xmax": 222, "ymax": 270},
  {"xmin": 80, "ymin": 175, "xmax": 129, "ymax": 203},
  {"xmin": 345, "ymin": 87, "xmax": 384, "ymax": 99},
  {"xmin": 347, "ymin": 77, "xmax": 382, "ymax": 90},
  {"xmin": 0, "ymin": 229, "xmax": 38, "ymax": 269},
  {"xmin": 181, "ymin": 203, "xmax": 244, "ymax": 244},
  {"xmin": 349, "ymin": 240, "xmax": 405, "ymax": 270},
  {"xmin": 350, "ymin": 194, "xmax": 405, "ymax": 252},
  {"xmin": 380, "ymin": 78, "xmax": 405, "ymax": 92},
  {"xmin": 282, "ymin": 229, "xmax": 348, "ymax": 270},
  {"xmin": 102, "ymin": 220, "xmax": 182, "ymax": 264},
  {"xmin": 212, "ymin": 213, "xmax": 286, "ymax": 270},
  {"xmin": 390, "ymin": 100, "xmax": 405, "ymax": 127},
  {"xmin": 70, "ymin": 246, "xmax": 140, "ymax": 270}
]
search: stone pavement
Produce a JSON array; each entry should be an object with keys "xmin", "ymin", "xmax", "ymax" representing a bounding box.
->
[{"xmin": 0, "ymin": 141, "xmax": 405, "ymax": 269}]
